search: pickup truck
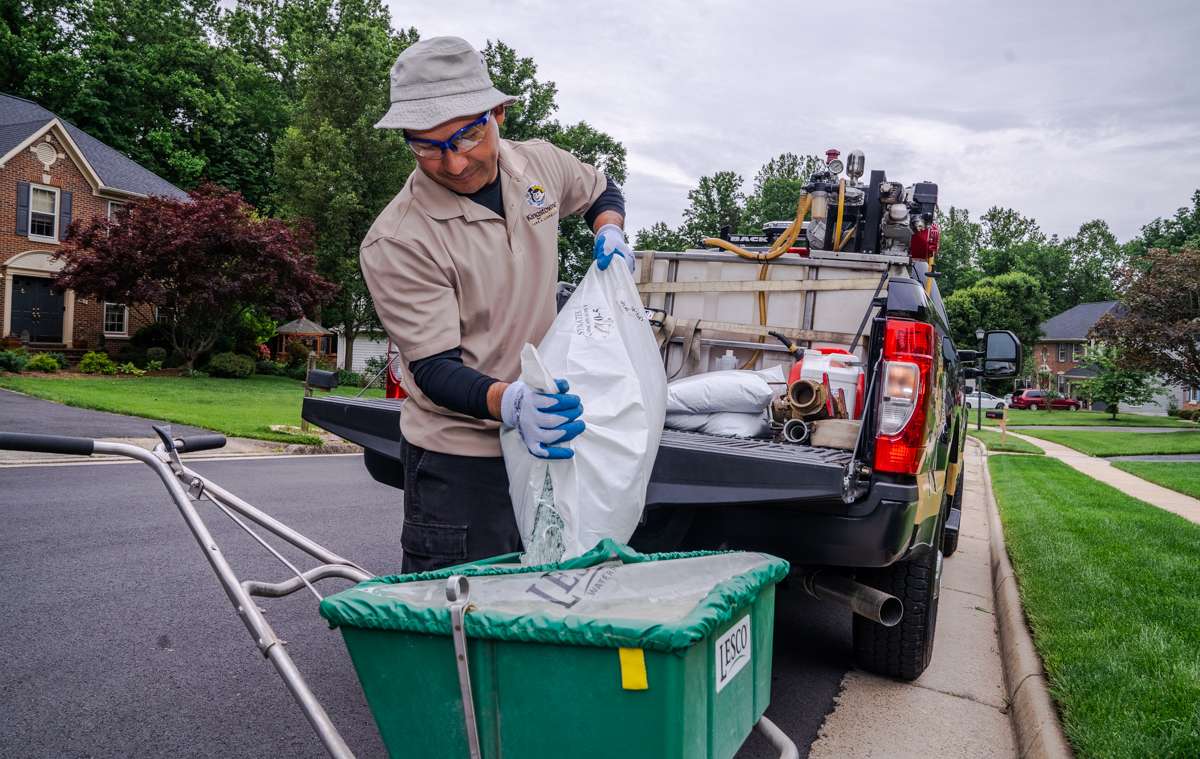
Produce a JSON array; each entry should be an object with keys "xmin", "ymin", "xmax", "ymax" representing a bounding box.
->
[{"xmin": 303, "ymin": 157, "xmax": 1022, "ymax": 681}]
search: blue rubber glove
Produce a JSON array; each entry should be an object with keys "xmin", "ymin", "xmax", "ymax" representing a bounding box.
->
[
  {"xmin": 500, "ymin": 378, "xmax": 585, "ymax": 459},
  {"xmin": 593, "ymin": 224, "xmax": 635, "ymax": 272}
]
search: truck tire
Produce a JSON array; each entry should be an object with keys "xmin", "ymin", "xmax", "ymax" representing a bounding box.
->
[{"xmin": 852, "ymin": 540, "xmax": 942, "ymax": 681}]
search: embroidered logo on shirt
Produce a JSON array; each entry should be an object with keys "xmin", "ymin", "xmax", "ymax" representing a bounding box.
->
[{"xmin": 526, "ymin": 183, "xmax": 547, "ymax": 207}]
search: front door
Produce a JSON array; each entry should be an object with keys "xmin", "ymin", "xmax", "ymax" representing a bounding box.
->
[{"xmin": 10, "ymin": 275, "xmax": 65, "ymax": 342}]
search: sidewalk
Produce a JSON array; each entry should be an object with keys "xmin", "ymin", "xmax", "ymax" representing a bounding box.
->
[
  {"xmin": 809, "ymin": 444, "xmax": 1016, "ymax": 758},
  {"xmin": 1007, "ymin": 431, "xmax": 1200, "ymax": 525}
]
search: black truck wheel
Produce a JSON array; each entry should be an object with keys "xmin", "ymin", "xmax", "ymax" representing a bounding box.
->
[{"xmin": 852, "ymin": 539, "xmax": 942, "ymax": 681}]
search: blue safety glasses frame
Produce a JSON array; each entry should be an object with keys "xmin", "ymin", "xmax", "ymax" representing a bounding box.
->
[{"xmin": 404, "ymin": 111, "xmax": 491, "ymax": 159}]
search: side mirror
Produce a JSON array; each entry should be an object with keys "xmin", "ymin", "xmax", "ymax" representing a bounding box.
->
[
  {"xmin": 957, "ymin": 349, "xmax": 979, "ymax": 362},
  {"xmin": 983, "ymin": 330, "xmax": 1022, "ymax": 379}
]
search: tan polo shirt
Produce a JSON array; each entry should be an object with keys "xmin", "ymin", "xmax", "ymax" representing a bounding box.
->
[{"xmin": 360, "ymin": 138, "xmax": 608, "ymax": 457}]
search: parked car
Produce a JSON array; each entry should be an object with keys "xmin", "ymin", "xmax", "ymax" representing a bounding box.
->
[
  {"xmin": 1009, "ymin": 389, "xmax": 1082, "ymax": 410},
  {"xmin": 964, "ymin": 390, "xmax": 1006, "ymax": 409}
]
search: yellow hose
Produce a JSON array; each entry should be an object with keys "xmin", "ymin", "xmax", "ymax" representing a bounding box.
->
[
  {"xmin": 701, "ymin": 194, "xmax": 812, "ymax": 368},
  {"xmin": 833, "ymin": 179, "xmax": 846, "ymax": 251}
]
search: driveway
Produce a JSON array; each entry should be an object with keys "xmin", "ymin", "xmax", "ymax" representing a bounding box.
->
[{"xmin": 0, "ymin": 387, "xmax": 209, "ymax": 438}]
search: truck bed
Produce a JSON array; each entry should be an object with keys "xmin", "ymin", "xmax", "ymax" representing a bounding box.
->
[{"xmin": 301, "ymin": 395, "xmax": 853, "ymax": 507}]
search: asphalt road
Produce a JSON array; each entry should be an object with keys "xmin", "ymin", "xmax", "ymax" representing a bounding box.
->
[
  {"xmin": 0, "ymin": 387, "xmax": 209, "ymax": 438},
  {"xmin": 0, "ymin": 454, "xmax": 849, "ymax": 759}
]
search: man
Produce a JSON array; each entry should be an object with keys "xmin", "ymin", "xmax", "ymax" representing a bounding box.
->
[{"xmin": 360, "ymin": 36, "xmax": 634, "ymax": 572}]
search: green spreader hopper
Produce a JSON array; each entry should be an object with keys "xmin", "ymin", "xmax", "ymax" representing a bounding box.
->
[{"xmin": 319, "ymin": 540, "xmax": 792, "ymax": 759}]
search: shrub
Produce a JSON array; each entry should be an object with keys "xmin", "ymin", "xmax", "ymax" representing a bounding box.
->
[
  {"xmin": 144, "ymin": 360, "xmax": 164, "ymax": 372},
  {"xmin": 130, "ymin": 322, "xmax": 173, "ymax": 350},
  {"xmin": 286, "ymin": 340, "xmax": 309, "ymax": 366},
  {"xmin": 42, "ymin": 352, "xmax": 69, "ymax": 369},
  {"xmin": 79, "ymin": 351, "xmax": 117, "ymax": 375},
  {"xmin": 337, "ymin": 369, "xmax": 362, "ymax": 387},
  {"xmin": 26, "ymin": 353, "xmax": 60, "ymax": 372},
  {"xmin": 146, "ymin": 346, "xmax": 167, "ymax": 363},
  {"xmin": 258, "ymin": 343, "xmax": 272, "ymax": 360},
  {"xmin": 315, "ymin": 355, "xmax": 335, "ymax": 371},
  {"xmin": 208, "ymin": 352, "xmax": 254, "ymax": 379},
  {"xmin": 116, "ymin": 344, "xmax": 147, "ymax": 367},
  {"xmin": 164, "ymin": 350, "xmax": 186, "ymax": 368},
  {"xmin": 0, "ymin": 350, "xmax": 29, "ymax": 372},
  {"xmin": 255, "ymin": 359, "xmax": 286, "ymax": 376},
  {"xmin": 286, "ymin": 363, "xmax": 308, "ymax": 381},
  {"xmin": 116, "ymin": 361, "xmax": 146, "ymax": 376},
  {"xmin": 362, "ymin": 354, "xmax": 389, "ymax": 388}
]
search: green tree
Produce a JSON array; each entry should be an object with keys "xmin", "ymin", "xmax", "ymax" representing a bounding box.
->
[
  {"xmin": 273, "ymin": 17, "xmax": 417, "ymax": 370},
  {"xmin": 1077, "ymin": 344, "xmax": 1160, "ymax": 419},
  {"xmin": 634, "ymin": 222, "xmax": 689, "ymax": 252},
  {"xmin": 1060, "ymin": 219, "xmax": 1123, "ymax": 306},
  {"xmin": 944, "ymin": 271, "xmax": 1048, "ymax": 351},
  {"xmin": 977, "ymin": 206, "xmax": 1046, "ymax": 277},
  {"xmin": 0, "ymin": 0, "xmax": 87, "ymax": 109},
  {"xmin": 742, "ymin": 152, "xmax": 822, "ymax": 231},
  {"xmin": 934, "ymin": 207, "xmax": 983, "ymax": 295},
  {"xmin": 1124, "ymin": 189, "xmax": 1200, "ymax": 259},
  {"xmin": 484, "ymin": 41, "xmax": 627, "ymax": 283},
  {"xmin": 681, "ymin": 171, "xmax": 745, "ymax": 241}
]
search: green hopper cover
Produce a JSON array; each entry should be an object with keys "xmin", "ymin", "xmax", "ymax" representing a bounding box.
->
[{"xmin": 319, "ymin": 540, "xmax": 788, "ymax": 653}]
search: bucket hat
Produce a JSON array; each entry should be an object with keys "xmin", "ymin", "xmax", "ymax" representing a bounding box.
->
[{"xmin": 375, "ymin": 36, "xmax": 517, "ymax": 131}]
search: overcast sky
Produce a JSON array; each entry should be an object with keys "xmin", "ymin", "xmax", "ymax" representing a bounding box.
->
[{"xmin": 386, "ymin": 0, "xmax": 1199, "ymax": 243}]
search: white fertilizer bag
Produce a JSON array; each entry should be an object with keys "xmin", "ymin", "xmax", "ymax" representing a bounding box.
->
[
  {"xmin": 666, "ymin": 370, "xmax": 775, "ymax": 415},
  {"xmin": 501, "ymin": 261, "xmax": 667, "ymax": 563}
]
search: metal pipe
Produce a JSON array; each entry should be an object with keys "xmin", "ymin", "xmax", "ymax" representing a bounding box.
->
[
  {"xmin": 787, "ymin": 379, "xmax": 826, "ymax": 415},
  {"xmin": 243, "ymin": 564, "xmax": 373, "ymax": 598},
  {"xmin": 755, "ymin": 716, "xmax": 800, "ymax": 759},
  {"xmin": 92, "ymin": 442, "xmax": 357, "ymax": 758},
  {"xmin": 799, "ymin": 570, "xmax": 903, "ymax": 627},
  {"xmin": 182, "ymin": 465, "xmax": 371, "ymax": 575},
  {"xmin": 781, "ymin": 419, "xmax": 811, "ymax": 445}
]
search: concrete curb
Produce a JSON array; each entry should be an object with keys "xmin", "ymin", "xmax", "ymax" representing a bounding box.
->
[{"xmin": 975, "ymin": 439, "xmax": 1075, "ymax": 759}]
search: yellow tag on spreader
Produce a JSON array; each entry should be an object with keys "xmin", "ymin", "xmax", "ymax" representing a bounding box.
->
[{"xmin": 618, "ymin": 647, "xmax": 648, "ymax": 690}]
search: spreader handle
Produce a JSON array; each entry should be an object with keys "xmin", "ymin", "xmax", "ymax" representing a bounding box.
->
[
  {"xmin": 174, "ymin": 433, "xmax": 227, "ymax": 453},
  {"xmin": 0, "ymin": 432, "xmax": 94, "ymax": 456}
]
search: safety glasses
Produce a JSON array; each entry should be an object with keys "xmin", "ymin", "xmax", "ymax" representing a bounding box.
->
[{"xmin": 405, "ymin": 112, "xmax": 490, "ymax": 159}]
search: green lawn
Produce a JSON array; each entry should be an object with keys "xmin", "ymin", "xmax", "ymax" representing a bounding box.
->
[
  {"xmin": 1112, "ymin": 462, "xmax": 1200, "ymax": 500},
  {"xmin": 0, "ymin": 374, "xmax": 382, "ymax": 445},
  {"xmin": 1020, "ymin": 429, "xmax": 1200, "ymax": 457},
  {"xmin": 966, "ymin": 428, "xmax": 1044, "ymax": 455},
  {"xmin": 981, "ymin": 408, "xmax": 1195, "ymax": 428},
  {"xmin": 989, "ymin": 455, "xmax": 1200, "ymax": 757}
]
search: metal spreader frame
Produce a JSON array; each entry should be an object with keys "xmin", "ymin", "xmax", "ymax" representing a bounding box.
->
[{"xmin": 0, "ymin": 428, "xmax": 798, "ymax": 759}]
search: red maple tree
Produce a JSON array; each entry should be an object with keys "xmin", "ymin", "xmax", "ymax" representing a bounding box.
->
[{"xmin": 56, "ymin": 185, "xmax": 334, "ymax": 370}]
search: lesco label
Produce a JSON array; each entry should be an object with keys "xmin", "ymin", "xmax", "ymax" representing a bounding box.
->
[{"xmin": 715, "ymin": 615, "xmax": 752, "ymax": 692}]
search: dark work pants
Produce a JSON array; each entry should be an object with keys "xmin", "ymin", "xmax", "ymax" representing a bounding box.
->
[{"xmin": 399, "ymin": 438, "xmax": 522, "ymax": 573}]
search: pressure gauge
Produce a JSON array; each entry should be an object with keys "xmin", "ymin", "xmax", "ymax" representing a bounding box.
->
[{"xmin": 826, "ymin": 158, "xmax": 844, "ymax": 176}]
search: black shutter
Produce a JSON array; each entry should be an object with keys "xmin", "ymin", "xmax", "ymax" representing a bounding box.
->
[
  {"xmin": 16, "ymin": 181, "xmax": 29, "ymax": 235},
  {"xmin": 59, "ymin": 190, "xmax": 72, "ymax": 240}
]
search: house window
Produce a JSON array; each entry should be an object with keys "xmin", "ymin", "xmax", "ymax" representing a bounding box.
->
[
  {"xmin": 1057, "ymin": 343, "xmax": 1067, "ymax": 362},
  {"xmin": 103, "ymin": 303, "xmax": 128, "ymax": 335},
  {"xmin": 1073, "ymin": 343, "xmax": 1082, "ymax": 361},
  {"xmin": 107, "ymin": 201, "xmax": 125, "ymax": 220},
  {"xmin": 29, "ymin": 184, "xmax": 59, "ymax": 241},
  {"xmin": 154, "ymin": 306, "xmax": 172, "ymax": 324}
]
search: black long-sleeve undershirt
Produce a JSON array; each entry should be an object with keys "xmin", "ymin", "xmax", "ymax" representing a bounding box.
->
[{"xmin": 409, "ymin": 348, "xmax": 497, "ymax": 420}]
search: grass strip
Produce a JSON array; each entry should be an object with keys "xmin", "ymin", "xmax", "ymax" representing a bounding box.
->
[
  {"xmin": 981, "ymin": 408, "xmax": 1195, "ymax": 428},
  {"xmin": 967, "ymin": 427, "xmax": 1044, "ymax": 454},
  {"xmin": 1111, "ymin": 462, "xmax": 1200, "ymax": 500},
  {"xmin": 1019, "ymin": 429, "xmax": 1200, "ymax": 457},
  {"xmin": 0, "ymin": 374, "xmax": 382, "ymax": 445},
  {"xmin": 989, "ymin": 455, "xmax": 1200, "ymax": 757}
]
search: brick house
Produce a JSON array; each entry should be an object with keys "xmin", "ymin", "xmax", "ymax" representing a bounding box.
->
[
  {"xmin": 1035, "ymin": 300, "xmax": 1198, "ymax": 414},
  {"xmin": 0, "ymin": 93, "xmax": 187, "ymax": 356}
]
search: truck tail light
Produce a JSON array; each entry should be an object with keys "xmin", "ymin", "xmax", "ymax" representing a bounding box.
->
[{"xmin": 874, "ymin": 319, "xmax": 934, "ymax": 474}]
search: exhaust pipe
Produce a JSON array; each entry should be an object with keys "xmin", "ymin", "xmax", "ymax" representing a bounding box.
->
[
  {"xmin": 787, "ymin": 379, "xmax": 827, "ymax": 416},
  {"xmin": 781, "ymin": 418, "xmax": 810, "ymax": 444},
  {"xmin": 799, "ymin": 571, "xmax": 903, "ymax": 627}
]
